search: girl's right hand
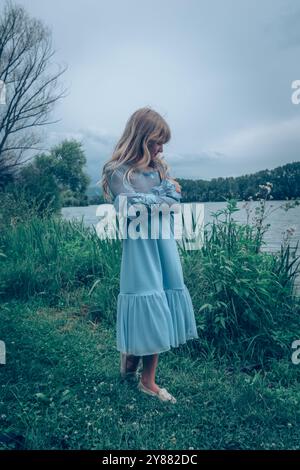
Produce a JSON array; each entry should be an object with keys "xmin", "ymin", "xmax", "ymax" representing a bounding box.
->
[{"xmin": 166, "ymin": 176, "xmax": 182, "ymax": 193}]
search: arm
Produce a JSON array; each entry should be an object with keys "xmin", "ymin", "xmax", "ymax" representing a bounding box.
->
[{"xmin": 108, "ymin": 166, "xmax": 182, "ymax": 219}]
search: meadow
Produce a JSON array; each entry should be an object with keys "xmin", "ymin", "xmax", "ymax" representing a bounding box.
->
[{"xmin": 1, "ymin": 189, "xmax": 300, "ymax": 450}]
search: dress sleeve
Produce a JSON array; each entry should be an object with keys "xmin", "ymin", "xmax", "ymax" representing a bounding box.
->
[{"xmin": 108, "ymin": 165, "xmax": 182, "ymax": 219}]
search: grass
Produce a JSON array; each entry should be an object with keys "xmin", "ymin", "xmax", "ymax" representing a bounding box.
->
[
  {"xmin": 1, "ymin": 188, "xmax": 300, "ymax": 449},
  {"xmin": 1, "ymin": 299, "xmax": 300, "ymax": 450}
]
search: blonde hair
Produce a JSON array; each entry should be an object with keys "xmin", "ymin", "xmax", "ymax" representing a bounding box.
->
[{"xmin": 101, "ymin": 107, "xmax": 171, "ymax": 202}]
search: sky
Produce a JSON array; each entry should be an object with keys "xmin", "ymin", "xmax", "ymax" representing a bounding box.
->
[{"xmin": 7, "ymin": 0, "xmax": 300, "ymax": 183}]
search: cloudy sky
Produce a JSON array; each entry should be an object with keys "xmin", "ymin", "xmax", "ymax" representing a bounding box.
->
[{"xmin": 11, "ymin": 0, "xmax": 300, "ymax": 182}]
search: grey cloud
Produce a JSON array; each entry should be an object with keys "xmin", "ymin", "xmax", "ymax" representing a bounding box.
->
[
  {"xmin": 9, "ymin": 0, "xmax": 300, "ymax": 182},
  {"xmin": 263, "ymin": 2, "xmax": 300, "ymax": 49}
]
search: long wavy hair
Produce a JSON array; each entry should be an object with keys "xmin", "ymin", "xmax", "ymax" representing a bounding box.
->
[{"xmin": 100, "ymin": 107, "xmax": 172, "ymax": 202}]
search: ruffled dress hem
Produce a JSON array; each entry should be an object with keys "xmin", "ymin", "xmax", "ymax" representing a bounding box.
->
[{"xmin": 116, "ymin": 284, "xmax": 199, "ymax": 356}]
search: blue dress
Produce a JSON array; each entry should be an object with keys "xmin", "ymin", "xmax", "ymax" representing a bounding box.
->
[{"xmin": 108, "ymin": 162, "xmax": 199, "ymax": 356}]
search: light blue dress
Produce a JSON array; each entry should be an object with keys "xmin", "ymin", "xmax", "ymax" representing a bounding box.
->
[{"xmin": 108, "ymin": 162, "xmax": 199, "ymax": 356}]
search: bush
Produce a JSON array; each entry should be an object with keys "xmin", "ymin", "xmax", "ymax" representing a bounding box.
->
[
  {"xmin": 0, "ymin": 178, "xmax": 61, "ymax": 231},
  {"xmin": 182, "ymin": 197, "xmax": 300, "ymax": 365},
  {"xmin": 0, "ymin": 215, "xmax": 122, "ymax": 321}
]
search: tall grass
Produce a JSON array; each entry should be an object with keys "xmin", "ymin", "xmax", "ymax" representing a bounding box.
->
[
  {"xmin": 1, "ymin": 184, "xmax": 300, "ymax": 365},
  {"xmin": 0, "ymin": 214, "xmax": 122, "ymax": 322},
  {"xmin": 180, "ymin": 194, "xmax": 300, "ymax": 365}
]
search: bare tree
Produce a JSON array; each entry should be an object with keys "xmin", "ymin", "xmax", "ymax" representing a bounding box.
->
[{"xmin": 0, "ymin": 0, "xmax": 67, "ymax": 186}]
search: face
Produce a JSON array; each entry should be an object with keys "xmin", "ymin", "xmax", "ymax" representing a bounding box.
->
[{"xmin": 150, "ymin": 141, "xmax": 163, "ymax": 158}]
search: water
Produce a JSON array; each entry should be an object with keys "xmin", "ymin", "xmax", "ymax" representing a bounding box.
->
[{"xmin": 61, "ymin": 200, "xmax": 300, "ymax": 293}]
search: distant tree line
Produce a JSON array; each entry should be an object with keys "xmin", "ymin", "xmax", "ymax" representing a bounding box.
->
[
  {"xmin": 88, "ymin": 161, "xmax": 300, "ymax": 206},
  {"xmin": 177, "ymin": 161, "xmax": 300, "ymax": 202}
]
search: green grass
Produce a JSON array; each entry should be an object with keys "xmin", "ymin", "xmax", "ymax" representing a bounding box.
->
[
  {"xmin": 1, "ymin": 193, "xmax": 300, "ymax": 449},
  {"xmin": 1, "ymin": 299, "xmax": 300, "ymax": 450},
  {"xmin": 1, "ymin": 200, "xmax": 300, "ymax": 366}
]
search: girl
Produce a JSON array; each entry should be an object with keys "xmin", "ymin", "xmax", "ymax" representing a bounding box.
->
[{"xmin": 101, "ymin": 107, "xmax": 199, "ymax": 404}]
